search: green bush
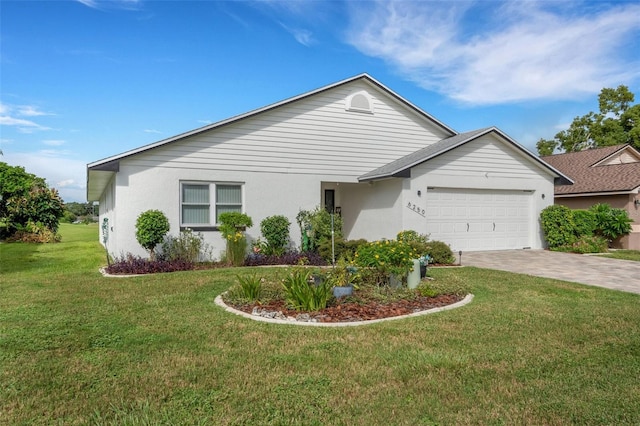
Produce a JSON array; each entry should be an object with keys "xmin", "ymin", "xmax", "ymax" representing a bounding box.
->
[
  {"xmin": 296, "ymin": 207, "xmax": 343, "ymax": 252},
  {"xmin": 355, "ymin": 239, "xmax": 419, "ymax": 280},
  {"xmin": 135, "ymin": 210, "xmax": 170, "ymax": 260},
  {"xmin": 590, "ymin": 203, "xmax": 632, "ymax": 240},
  {"xmin": 260, "ymin": 215, "xmax": 290, "ymax": 256},
  {"xmin": 318, "ymin": 237, "xmax": 368, "ymax": 263},
  {"xmin": 540, "ymin": 205, "xmax": 576, "ymax": 248},
  {"xmin": 573, "ymin": 209, "xmax": 597, "ymax": 237},
  {"xmin": 556, "ymin": 235, "xmax": 609, "ymax": 254},
  {"xmin": 7, "ymin": 220, "xmax": 61, "ymax": 243},
  {"xmin": 397, "ymin": 230, "xmax": 431, "ymax": 255},
  {"xmin": 282, "ymin": 268, "xmax": 333, "ymax": 311},
  {"xmin": 160, "ymin": 228, "xmax": 212, "ymax": 262},
  {"xmin": 425, "ymin": 240, "xmax": 455, "ymax": 264}
]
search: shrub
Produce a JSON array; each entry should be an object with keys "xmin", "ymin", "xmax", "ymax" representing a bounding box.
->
[
  {"xmin": 135, "ymin": 210, "xmax": 170, "ymax": 260},
  {"xmin": 105, "ymin": 253, "xmax": 193, "ymax": 274},
  {"xmin": 355, "ymin": 239, "xmax": 419, "ymax": 281},
  {"xmin": 282, "ymin": 268, "xmax": 333, "ymax": 311},
  {"xmin": 296, "ymin": 207, "xmax": 343, "ymax": 252},
  {"xmin": 244, "ymin": 251, "xmax": 327, "ymax": 267},
  {"xmin": 573, "ymin": 209, "xmax": 597, "ymax": 237},
  {"xmin": 7, "ymin": 220, "xmax": 61, "ymax": 243},
  {"xmin": 397, "ymin": 230, "xmax": 431, "ymax": 256},
  {"xmin": 556, "ymin": 235, "xmax": 609, "ymax": 254},
  {"xmin": 317, "ymin": 237, "xmax": 368, "ymax": 263},
  {"xmin": 260, "ymin": 215, "xmax": 291, "ymax": 256},
  {"xmin": 540, "ymin": 205, "xmax": 576, "ymax": 248},
  {"xmin": 424, "ymin": 240, "xmax": 455, "ymax": 264},
  {"xmin": 160, "ymin": 228, "xmax": 212, "ymax": 262},
  {"xmin": 590, "ymin": 203, "xmax": 632, "ymax": 240}
]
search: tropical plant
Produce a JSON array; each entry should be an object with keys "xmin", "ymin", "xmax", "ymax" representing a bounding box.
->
[
  {"xmin": 218, "ymin": 212, "xmax": 253, "ymax": 238},
  {"xmin": 260, "ymin": 215, "xmax": 290, "ymax": 256},
  {"xmin": 589, "ymin": 203, "xmax": 632, "ymax": 240},
  {"xmin": 135, "ymin": 210, "xmax": 170, "ymax": 260},
  {"xmin": 219, "ymin": 212, "xmax": 252, "ymax": 266},
  {"xmin": 281, "ymin": 268, "xmax": 333, "ymax": 311},
  {"xmin": 234, "ymin": 273, "xmax": 263, "ymax": 302},
  {"xmin": 540, "ymin": 205, "xmax": 576, "ymax": 248}
]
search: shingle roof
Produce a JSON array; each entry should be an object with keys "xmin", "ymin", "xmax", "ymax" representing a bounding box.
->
[
  {"xmin": 541, "ymin": 144, "xmax": 640, "ymax": 195},
  {"xmin": 358, "ymin": 127, "xmax": 569, "ymax": 183}
]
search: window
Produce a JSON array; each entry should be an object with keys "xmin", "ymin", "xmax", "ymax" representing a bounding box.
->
[
  {"xmin": 181, "ymin": 182, "xmax": 243, "ymax": 227},
  {"xmin": 346, "ymin": 91, "xmax": 374, "ymax": 113}
]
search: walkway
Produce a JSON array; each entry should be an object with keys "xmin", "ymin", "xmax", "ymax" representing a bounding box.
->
[{"xmin": 462, "ymin": 250, "xmax": 640, "ymax": 295}]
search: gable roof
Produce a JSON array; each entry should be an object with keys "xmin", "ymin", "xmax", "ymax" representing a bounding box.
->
[
  {"xmin": 359, "ymin": 127, "xmax": 571, "ymax": 183},
  {"xmin": 87, "ymin": 73, "xmax": 455, "ymax": 171},
  {"xmin": 541, "ymin": 144, "xmax": 640, "ymax": 196}
]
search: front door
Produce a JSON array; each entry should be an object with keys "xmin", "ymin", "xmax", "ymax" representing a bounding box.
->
[{"xmin": 324, "ymin": 189, "xmax": 335, "ymax": 213}]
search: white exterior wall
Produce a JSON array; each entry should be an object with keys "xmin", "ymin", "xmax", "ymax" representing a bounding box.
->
[
  {"xmin": 340, "ymin": 180, "xmax": 404, "ymax": 241},
  {"xmin": 98, "ymin": 176, "xmax": 117, "ymax": 254},
  {"xmin": 402, "ymin": 135, "xmax": 555, "ymax": 249}
]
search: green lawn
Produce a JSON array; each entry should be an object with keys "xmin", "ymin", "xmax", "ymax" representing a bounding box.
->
[
  {"xmin": 600, "ymin": 250, "xmax": 640, "ymax": 262},
  {"xmin": 2, "ymin": 224, "xmax": 640, "ymax": 425}
]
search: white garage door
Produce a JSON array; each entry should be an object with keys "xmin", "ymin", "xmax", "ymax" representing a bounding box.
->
[{"xmin": 425, "ymin": 188, "xmax": 532, "ymax": 251}]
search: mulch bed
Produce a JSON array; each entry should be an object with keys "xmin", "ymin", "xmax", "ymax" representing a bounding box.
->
[{"xmin": 226, "ymin": 293, "xmax": 464, "ymax": 323}]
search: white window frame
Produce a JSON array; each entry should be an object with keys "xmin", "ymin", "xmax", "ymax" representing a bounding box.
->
[{"xmin": 180, "ymin": 181, "xmax": 244, "ymax": 228}]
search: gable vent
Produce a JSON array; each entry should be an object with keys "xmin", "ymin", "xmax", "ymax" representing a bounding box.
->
[{"xmin": 346, "ymin": 91, "xmax": 374, "ymax": 114}]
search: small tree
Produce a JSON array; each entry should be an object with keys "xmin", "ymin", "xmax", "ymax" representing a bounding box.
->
[
  {"xmin": 0, "ymin": 162, "xmax": 64, "ymax": 241},
  {"xmin": 260, "ymin": 215, "xmax": 290, "ymax": 255},
  {"xmin": 135, "ymin": 210, "xmax": 170, "ymax": 260}
]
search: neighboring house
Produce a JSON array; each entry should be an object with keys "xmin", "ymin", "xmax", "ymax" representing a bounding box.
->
[
  {"xmin": 87, "ymin": 74, "xmax": 570, "ymax": 259},
  {"xmin": 542, "ymin": 144, "xmax": 640, "ymax": 250}
]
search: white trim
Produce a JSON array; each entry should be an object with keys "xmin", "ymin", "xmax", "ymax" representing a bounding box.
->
[
  {"xmin": 591, "ymin": 144, "xmax": 640, "ymax": 167},
  {"xmin": 555, "ymin": 187, "xmax": 640, "ymax": 197}
]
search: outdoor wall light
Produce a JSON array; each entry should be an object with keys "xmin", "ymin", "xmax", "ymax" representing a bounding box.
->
[
  {"xmin": 417, "ymin": 190, "xmax": 422, "ymax": 196},
  {"xmin": 542, "ymin": 194, "xmax": 545, "ymax": 199}
]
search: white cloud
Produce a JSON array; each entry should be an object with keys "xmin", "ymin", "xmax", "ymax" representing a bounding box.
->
[
  {"xmin": 4, "ymin": 151, "xmax": 88, "ymax": 202},
  {"xmin": 279, "ymin": 23, "xmax": 316, "ymax": 47},
  {"xmin": 76, "ymin": 0, "xmax": 142, "ymax": 11},
  {"xmin": 18, "ymin": 105, "xmax": 53, "ymax": 117},
  {"xmin": 347, "ymin": 1, "xmax": 640, "ymax": 105},
  {"xmin": 143, "ymin": 129, "xmax": 162, "ymax": 134}
]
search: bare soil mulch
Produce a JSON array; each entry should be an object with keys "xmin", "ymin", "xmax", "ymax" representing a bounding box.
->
[{"xmin": 226, "ymin": 293, "xmax": 464, "ymax": 323}]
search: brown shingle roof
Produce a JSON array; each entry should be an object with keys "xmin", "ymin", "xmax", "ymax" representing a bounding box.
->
[{"xmin": 541, "ymin": 144, "xmax": 640, "ymax": 195}]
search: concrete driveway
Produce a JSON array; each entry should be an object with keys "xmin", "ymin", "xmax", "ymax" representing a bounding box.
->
[{"xmin": 462, "ymin": 250, "xmax": 640, "ymax": 295}]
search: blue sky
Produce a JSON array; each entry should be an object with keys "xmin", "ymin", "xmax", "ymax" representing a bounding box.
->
[{"xmin": 2, "ymin": 0, "xmax": 640, "ymax": 203}]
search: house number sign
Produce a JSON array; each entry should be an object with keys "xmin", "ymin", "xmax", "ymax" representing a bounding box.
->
[{"xmin": 407, "ymin": 202, "xmax": 425, "ymax": 217}]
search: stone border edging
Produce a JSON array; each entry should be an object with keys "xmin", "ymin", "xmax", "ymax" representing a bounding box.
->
[
  {"xmin": 214, "ymin": 293, "xmax": 474, "ymax": 327},
  {"xmin": 99, "ymin": 267, "xmax": 144, "ymax": 278}
]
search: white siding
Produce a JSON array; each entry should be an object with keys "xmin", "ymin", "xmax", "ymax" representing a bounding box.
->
[{"xmin": 126, "ymin": 81, "xmax": 450, "ymax": 179}]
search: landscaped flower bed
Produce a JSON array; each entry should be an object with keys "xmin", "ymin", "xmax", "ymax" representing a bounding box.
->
[{"xmin": 222, "ymin": 266, "xmax": 470, "ymax": 323}]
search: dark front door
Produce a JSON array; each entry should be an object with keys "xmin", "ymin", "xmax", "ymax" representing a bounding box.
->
[{"xmin": 324, "ymin": 189, "xmax": 335, "ymax": 213}]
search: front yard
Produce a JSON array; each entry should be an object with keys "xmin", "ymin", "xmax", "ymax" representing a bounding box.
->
[
  {"xmin": 600, "ymin": 250, "xmax": 640, "ymax": 262},
  {"xmin": 1, "ymin": 224, "xmax": 639, "ymax": 424}
]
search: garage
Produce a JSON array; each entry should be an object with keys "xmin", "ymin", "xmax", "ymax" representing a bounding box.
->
[{"xmin": 425, "ymin": 188, "xmax": 533, "ymax": 251}]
